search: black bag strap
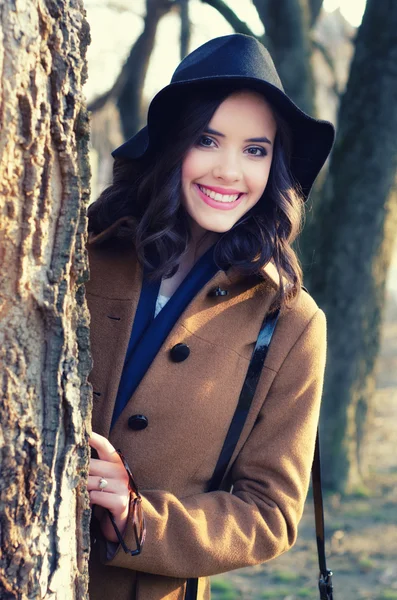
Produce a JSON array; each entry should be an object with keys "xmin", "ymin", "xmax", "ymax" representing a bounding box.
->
[
  {"xmin": 312, "ymin": 431, "xmax": 334, "ymax": 599},
  {"xmin": 207, "ymin": 307, "xmax": 281, "ymax": 493},
  {"xmin": 186, "ymin": 306, "xmax": 333, "ymax": 600}
]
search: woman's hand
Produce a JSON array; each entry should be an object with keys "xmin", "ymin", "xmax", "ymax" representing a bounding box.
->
[{"xmin": 88, "ymin": 431, "xmax": 133, "ymax": 543}]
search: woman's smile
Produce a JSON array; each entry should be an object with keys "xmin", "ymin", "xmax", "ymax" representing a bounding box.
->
[{"xmin": 194, "ymin": 183, "xmax": 245, "ymax": 211}]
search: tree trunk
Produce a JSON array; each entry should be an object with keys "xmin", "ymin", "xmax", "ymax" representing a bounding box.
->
[
  {"xmin": 252, "ymin": 0, "xmax": 315, "ymax": 114},
  {"xmin": 301, "ymin": 0, "xmax": 397, "ymax": 493},
  {"xmin": 309, "ymin": 0, "xmax": 324, "ymax": 27},
  {"xmin": 117, "ymin": 0, "xmax": 174, "ymax": 138},
  {"xmin": 0, "ymin": 1, "xmax": 92, "ymax": 597},
  {"xmin": 179, "ymin": 0, "xmax": 191, "ymax": 59}
]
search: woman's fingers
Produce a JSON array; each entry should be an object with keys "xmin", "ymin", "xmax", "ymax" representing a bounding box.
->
[
  {"xmin": 89, "ymin": 489, "xmax": 129, "ymax": 519},
  {"xmin": 89, "ymin": 457, "xmax": 127, "ymax": 480},
  {"xmin": 88, "ymin": 475, "xmax": 126, "ymax": 495},
  {"xmin": 87, "ymin": 431, "xmax": 131, "ymax": 541},
  {"xmin": 88, "ymin": 431, "xmax": 120, "ymax": 464}
]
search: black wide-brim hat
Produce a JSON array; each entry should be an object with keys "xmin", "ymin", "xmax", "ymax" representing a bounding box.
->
[{"xmin": 112, "ymin": 34, "xmax": 335, "ymax": 202}]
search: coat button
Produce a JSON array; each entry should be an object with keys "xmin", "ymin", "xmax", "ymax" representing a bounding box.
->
[
  {"xmin": 208, "ymin": 286, "xmax": 229, "ymax": 297},
  {"xmin": 170, "ymin": 343, "xmax": 190, "ymax": 362},
  {"xmin": 128, "ymin": 415, "xmax": 148, "ymax": 430}
]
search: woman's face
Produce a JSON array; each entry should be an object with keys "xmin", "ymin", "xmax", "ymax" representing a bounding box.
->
[{"xmin": 181, "ymin": 90, "xmax": 277, "ymax": 236}]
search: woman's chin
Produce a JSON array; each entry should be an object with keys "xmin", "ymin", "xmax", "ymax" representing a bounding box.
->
[{"xmin": 193, "ymin": 220, "xmax": 232, "ymax": 235}]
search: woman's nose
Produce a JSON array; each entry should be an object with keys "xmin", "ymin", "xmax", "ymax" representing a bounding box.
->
[{"xmin": 212, "ymin": 152, "xmax": 242, "ymax": 182}]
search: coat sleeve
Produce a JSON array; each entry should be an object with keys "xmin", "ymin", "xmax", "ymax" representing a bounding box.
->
[{"xmin": 97, "ymin": 308, "xmax": 327, "ymax": 578}]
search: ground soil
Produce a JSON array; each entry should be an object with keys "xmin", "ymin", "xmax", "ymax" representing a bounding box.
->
[{"xmin": 211, "ymin": 294, "xmax": 397, "ymax": 600}]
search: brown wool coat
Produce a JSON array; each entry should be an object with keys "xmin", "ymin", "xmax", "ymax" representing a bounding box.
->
[{"xmin": 86, "ymin": 232, "xmax": 327, "ymax": 600}]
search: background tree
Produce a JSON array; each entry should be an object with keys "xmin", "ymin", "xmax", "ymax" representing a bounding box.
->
[
  {"xmin": 179, "ymin": 0, "xmax": 191, "ymax": 58},
  {"xmin": 88, "ymin": 0, "xmax": 176, "ymax": 138},
  {"xmin": 301, "ymin": 0, "xmax": 397, "ymax": 492},
  {"xmin": 87, "ymin": 0, "xmax": 177, "ymax": 197},
  {"xmin": 0, "ymin": 1, "xmax": 92, "ymax": 597}
]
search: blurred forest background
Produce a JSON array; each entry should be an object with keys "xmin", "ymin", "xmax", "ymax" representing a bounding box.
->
[{"xmin": 83, "ymin": 1, "xmax": 397, "ymax": 598}]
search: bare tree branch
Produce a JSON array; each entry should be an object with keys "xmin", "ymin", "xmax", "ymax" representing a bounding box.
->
[
  {"xmin": 311, "ymin": 38, "xmax": 341, "ymax": 97},
  {"xmin": 88, "ymin": 0, "xmax": 174, "ymax": 138},
  {"xmin": 85, "ymin": 0, "xmax": 144, "ymax": 16},
  {"xmin": 200, "ymin": 0, "xmax": 255, "ymax": 37}
]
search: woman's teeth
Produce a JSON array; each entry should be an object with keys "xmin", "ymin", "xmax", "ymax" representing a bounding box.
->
[{"xmin": 198, "ymin": 184, "xmax": 240, "ymax": 203}]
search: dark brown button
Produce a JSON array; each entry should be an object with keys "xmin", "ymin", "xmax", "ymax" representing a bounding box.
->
[
  {"xmin": 170, "ymin": 343, "xmax": 190, "ymax": 362},
  {"xmin": 128, "ymin": 415, "xmax": 148, "ymax": 430}
]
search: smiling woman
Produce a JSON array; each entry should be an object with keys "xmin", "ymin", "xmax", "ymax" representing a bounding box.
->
[
  {"xmin": 88, "ymin": 82, "xmax": 302, "ymax": 312},
  {"xmin": 85, "ymin": 34, "xmax": 335, "ymax": 600},
  {"xmin": 181, "ymin": 91, "xmax": 277, "ymax": 234}
]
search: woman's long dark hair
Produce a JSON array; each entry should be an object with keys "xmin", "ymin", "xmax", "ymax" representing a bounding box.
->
[{"xmin": 88, "ymin": 84, "xmax": 304, "ymax": 311}]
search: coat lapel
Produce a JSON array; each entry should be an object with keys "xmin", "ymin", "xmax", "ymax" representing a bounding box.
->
[{"xmin": 85, "ymin": 240, "xmax": 143, "ymax": 437}]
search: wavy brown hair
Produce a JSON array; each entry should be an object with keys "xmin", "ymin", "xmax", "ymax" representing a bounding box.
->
[{"xmin": 88, "ymin": 84, "xmax": 304, "ymax": 311}]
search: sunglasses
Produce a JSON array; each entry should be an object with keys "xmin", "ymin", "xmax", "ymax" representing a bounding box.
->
[{"xmin": 106, "ymin": 449, "xmax": 147, "ymax": 556}]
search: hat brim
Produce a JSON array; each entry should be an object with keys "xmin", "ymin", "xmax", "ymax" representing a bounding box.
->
[{"xmin": 112, "ymin": 77, "xmax": 335, "ymax": 201}]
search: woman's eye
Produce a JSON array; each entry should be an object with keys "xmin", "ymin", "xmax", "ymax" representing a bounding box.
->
[
  {"xmin": 198, "ymin": 135, "xmax": 216, "ymax": 148},
  {"xmin": 246, "ymin": 146, "xmax": 267, "ymax": 157}
]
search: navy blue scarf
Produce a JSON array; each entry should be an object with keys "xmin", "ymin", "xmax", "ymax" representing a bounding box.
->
[{"xmin": 111, "ymin": 245, "xmax": 221, "ymax": 429}]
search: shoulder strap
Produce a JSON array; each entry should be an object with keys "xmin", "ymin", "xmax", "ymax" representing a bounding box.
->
[
  {"xmin": 186, "ymin": 304, "xmax": 333, "ymax": 600},
  {"xmin": 312, "ymin": 431, "xmax": 334, "ymax": 599},
  {"xmin": 207, "ymin": 307, "xmax": 281, "ymax": 492}
]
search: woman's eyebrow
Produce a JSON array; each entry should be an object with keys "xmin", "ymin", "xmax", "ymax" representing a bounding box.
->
[
  {"xmin": 246, "ymin": 136, "xmax": 272, "ymax": 145},
  {"xmin": 204, "ymin": 128, "xmax": 272, "ymax": 145},
  {"xmin": 204, "ymin": 127, "xmax": 225, "ymax": 137}
]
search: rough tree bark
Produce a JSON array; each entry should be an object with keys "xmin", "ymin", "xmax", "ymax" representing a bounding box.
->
[
  {"xmin": 301, "ymin": 0, "xmax": 397, "ymax": 493},
  {"xmin": 0, "ymin": 1, "xmax": 92, "ymax": 597}
]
